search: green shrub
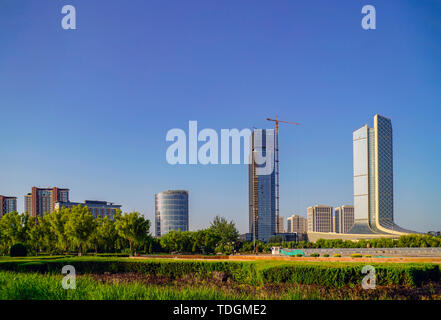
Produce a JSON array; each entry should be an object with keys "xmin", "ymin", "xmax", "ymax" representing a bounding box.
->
[
  {"xmin": 350, "ymin": 254, "xmax": 362, "ymax": 258},
  {"xmin": 10, "ymin": 244, "xmax": 27, "ymax": 257},
  {"xmin": 310, "ymin": 253, "xmax": 320, "ymax": 257},
  {"xmin": 323, "ymin": 254, "xmax": 329, "ymax": 257},
  {"xmin": 0, "ymin": 257, "xmax": 439, "ymax": 288},
  {"xmin": 295, "ymin": 254, "xmax": 303, "ymax": 257},
  {"xmin": 333, "ymin": 253, "xmax": 341, "ymax": 257},
  {"xmin": 365, "ymin": 255, "xmax": 372, "ymax": 258}
]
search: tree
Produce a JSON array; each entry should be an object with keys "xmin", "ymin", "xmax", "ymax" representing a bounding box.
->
[
  {"xmin": 95, "ymin": 216, "xmax": 119, "ymax": 253},
  {"xmin": 115, "ymin": 212, "xmax": 150, "ymax": 255},
  {"xmin": 46, "ymin": 208, "xmax": 71, "ymax": 253},
  {"xmin": 208, "ymin": 215, "xmax": 239, "ymax": 254},
  {"xmin": 26, "ymin": 217, "xmax": 45, "ymax": 255},
  {"xmin": 0, "ymin": 212, "xmax": 30, "ymax": 254},
  {"xmin": 65, "ymin": 205, "xmax": 97, "ymax": 256}
]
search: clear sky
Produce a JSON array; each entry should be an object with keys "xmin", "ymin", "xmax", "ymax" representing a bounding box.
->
[{"xmin": 0, "ymin": 0, "xmax": 440, "ymax": 233}]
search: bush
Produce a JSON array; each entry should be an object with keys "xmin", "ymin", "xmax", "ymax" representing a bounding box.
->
[
  {"xmin": 350, "ymin": 253, "xmax": 362, "ymax": 258},
  {"xmin": 365, "ymin": 255, "xmax": 372, "ymax": 258},
  {"xmin": 10, "ymin": 244, "xmax": 27, "ymax": 257},
  {"xmin": 310, "ymin": 253, "xmax": 320, "ymax": 257},
  {"xmin": 296, "ymin": 253, "xmax": 303, "ymax": 257},
  {"xmin": 0, "ymin": 257, "xmax": 439, "ymax": 288},
  {"xmin": 323, "ymin": 254, "xmax": 329, "ymax": 257},
  {"xmin": 333, "ymin": 253, "xmax": 341, "ymax": 257}
]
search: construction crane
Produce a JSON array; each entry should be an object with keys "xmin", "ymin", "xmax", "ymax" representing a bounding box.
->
[{"xmin": 266, "ymin": 117, "xmax": 300, "ymax": 235}]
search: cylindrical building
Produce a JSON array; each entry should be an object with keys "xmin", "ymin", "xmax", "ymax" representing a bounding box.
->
[{"xmin": 155, "ymin": 190, "xmax": 189, "ymax": 237}]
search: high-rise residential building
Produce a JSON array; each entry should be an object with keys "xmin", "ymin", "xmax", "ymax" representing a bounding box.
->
[
  {"xmin": 287, "ymin": 214, "xmax": 307, "ymax": 234},
  {"xmin": 350, "ymin": 114, "xmax": 412, "ymax": 235},
  {"xmin": 334, "ymin": 205, "xmax": 355, "ymax": 233},
  {"xmin": 24, "ymin": 187, "xmax": 69, "ymax": 217},
  {"xmin": 155, "ymin": 190, "xmax": 189, "ymax": 237},
  {"xmin": 249, "ymin": 129, "xmax": 276, "ymax": 242},
  {"xmin": 307, "ymin": 205, "xmax": 333, "ymax": 233},
  {"xmin": 276, "ymin": 215, "xmax": 285, "ymax": 233},
  {"xmin": 55, "ymin": 200, "xmax": 121, "ymax": 220},
  {"xmin": 0, "ymin": 196, "xmax": 17, "ymax": 217}
]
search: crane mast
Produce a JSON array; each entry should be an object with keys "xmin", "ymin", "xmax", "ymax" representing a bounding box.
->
[{"xmin": 266, "ymin": 117, "xmax": 300, "ymax": 235}]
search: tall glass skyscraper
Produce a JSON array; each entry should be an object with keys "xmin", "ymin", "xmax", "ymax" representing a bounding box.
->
[
  {"xmin": 249, "ymin": 129, "xmax": 276, "ymax": 242},
  {"xmin": 350, "ymin": 114, "xmax": 413, "ymax": 235},
  {"xmin": 155, "ymin": 190, "xmax": 189, "ymax": 237}
]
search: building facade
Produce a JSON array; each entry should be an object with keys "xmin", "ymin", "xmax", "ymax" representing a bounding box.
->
[
  {"xmin": 0, "ymin": 196, "xmax": 17, "ymax": 217},
  {"xmin": 287, "ymin": 214, "xmax": 307, "ymax": 234},
  {"xmin": 276, "ymin": 215, "xmax": 285, "ymax": 233},
  {"xmin": 155, "ymin": 190, "xmax": 189, "ymax": 237},
  {"xmin": 334, "ymin": 205, "xmax": 355, "ymax": 233},
  {"xmin": 249, "ymin": 129, "xmax": 276, "ymax": 242},
  {"xmin": 350, "ymin": 114, "xmax": 412, "ymax": 235},
  {"xmin": 24, "ymin": 187, "xmax": 69, "ymax": 217},
  {"xmin": 307, "ymin": 205, "xmax": 333, "ymax": 233},
  {"xmin": 55, "ymin": 200, "xmax": 121, "ymax": 219}
]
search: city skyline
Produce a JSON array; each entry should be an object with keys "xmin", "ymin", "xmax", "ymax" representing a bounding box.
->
[
  {"xmin": 1, "ymin": 107, "xmax": 440, "ymax": 234},
  {"xmin": 1, "ymin": 1, "xmax": 440, "ymax": 233}
]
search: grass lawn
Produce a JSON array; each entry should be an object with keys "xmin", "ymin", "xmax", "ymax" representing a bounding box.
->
[{"xmin": 0, "ymin": 256, "xmax": 440, "ymax": 300}]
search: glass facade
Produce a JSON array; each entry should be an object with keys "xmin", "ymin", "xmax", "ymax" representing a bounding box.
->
[
  {"xmin": 0, "ymin": 196, "xmax": 17, "ymax": 217},
  {"xmin": 249, "ymin": 129, "xmax": 276, "ymax": 242},
  {"xmin": 375, "ymin": 115, "xmax": 395, "ymax": 230},
  {"xmin": 350, "ymin": 114, "xmax": 412, "ymax": 235},
  {"xmin": 155, "ymin": 190, "xmax": 189, "ymax": 237}
]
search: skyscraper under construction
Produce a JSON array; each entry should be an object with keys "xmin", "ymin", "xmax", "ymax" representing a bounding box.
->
[{"xmin": 248, "ymin": 129, "xmax": 276, "ymax": 242}]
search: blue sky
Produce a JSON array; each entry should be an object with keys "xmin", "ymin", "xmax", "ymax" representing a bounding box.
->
[{"xmin": 0, "ymin": 0, "xmax": 440, "ymax": 233}]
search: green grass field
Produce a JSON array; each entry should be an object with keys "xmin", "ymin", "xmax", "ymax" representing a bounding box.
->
[{"xmin": 0, "ymin": 256, "xmax": 440, "ymax": 300}]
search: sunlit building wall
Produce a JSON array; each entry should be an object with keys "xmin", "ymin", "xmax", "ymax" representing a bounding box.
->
[{"xmin": 155, "ymin": 190, "xmax": 189, "ymax": 237}]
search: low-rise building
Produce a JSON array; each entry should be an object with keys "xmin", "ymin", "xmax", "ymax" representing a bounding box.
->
[
  {"xmin": 287, "ymin": 214, "xmax": 307, "ymax": 233},
  {"xmin": 307, "ymin": 205, "xmax": 333, "ymax": 233},
  {"xmin": 55, "ymin": 200, "xmax": 121, "ymax": 219},
  {"xmin": 334, "ymin": 205, "xmax": 355, "ymax": 233},
  {"xmin": 276, "ymin": 215, "xmax": 285, "ymax": 233}
]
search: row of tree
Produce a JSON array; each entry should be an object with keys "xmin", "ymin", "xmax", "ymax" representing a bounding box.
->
[
  {"xmin": 159, "ymin": 216, "xmax": 239, "ymax": 254},
  {"xmin": 1, "ymin": 207, "xmax": 439, "ymax": 256},
  {"xmin": 0, "ymin": 207, "xmax": 241, "ymax": 256},
  {"xmin": 0, "ymin": 206, "xmax": 151, "ymax": 256},
  {"xmin": 266, "ymin": 234, "xmax": 441, "ymax": 249}
]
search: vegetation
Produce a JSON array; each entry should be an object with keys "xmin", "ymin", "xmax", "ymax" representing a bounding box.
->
[
  {"xmin": 256, "ymin": 235, "xmax": 441, "ymax": 252},
  {"xmin": 0, "ymin": 210, "xmax": 240, "ymax": 256},
  {"xmin": 350, "ymin": 254, "xmax": 363, "ymax": 258},
  {"xmin": 0, "ymin": 209, "xmax": 150, "ymax": 256},
  {"xmin": 1, "ymin": 209, "xmax": 440, "ymax": 258},
  {"xmin": 0, "ymin": 256, "xmax": 439, "ymax": 288},
  {"xmin": 9, "ymin": 244, "xmax": 27, "ymax": 257},
  {"xmin": 1, "ymin": 270, "xmax": 440, "ymax": 300}
]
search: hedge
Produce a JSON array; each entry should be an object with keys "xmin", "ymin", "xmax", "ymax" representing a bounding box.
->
[{"xmin": 0, "ymin": 257, "xmax": 439, "ymax": 288}]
